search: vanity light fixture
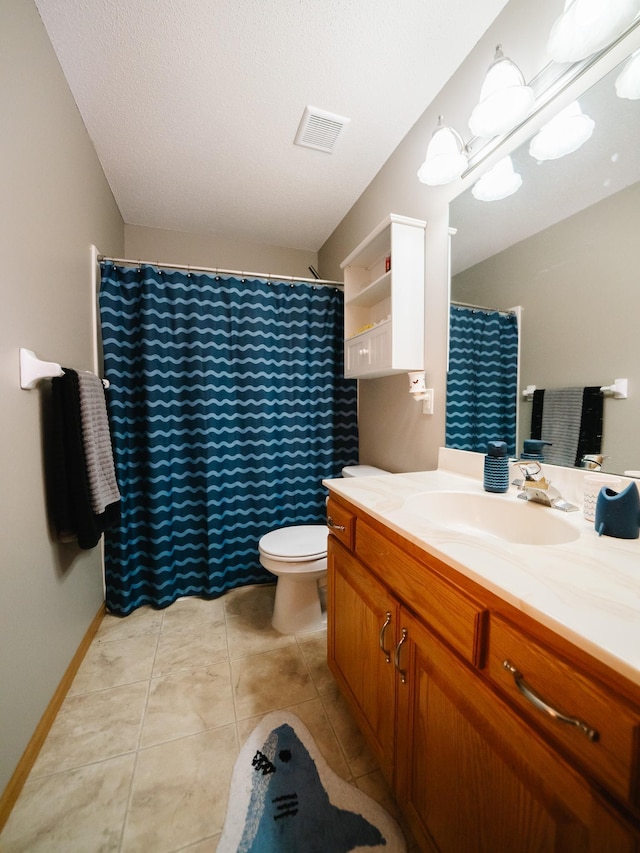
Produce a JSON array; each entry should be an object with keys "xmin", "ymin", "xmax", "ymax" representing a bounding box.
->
[
  {"xmin": 468, "ymin": 45, "xmax": 534, "ymax": 139},
  {"xmin": 528, "ymin": 100, "xmax": 595, "ymax": 160},
  {"xmin": 615, "ymin": 48, "xmax": 640, "ymax": 98},
  {"xmin": 471, "ymin": 156, "xmax": 522, "ymax": 202},
  {"xmin": 417, "ymin": 116, "xmax": 468, "ymax": 186},
  {"xmin": 547, "ymin": 0, "xmax": 640, "ymax": 63}
]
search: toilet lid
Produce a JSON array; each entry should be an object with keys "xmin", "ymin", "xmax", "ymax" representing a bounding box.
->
[{"xmin": 259, "ymin": 525, "xmax": 328, "ymax": 560}]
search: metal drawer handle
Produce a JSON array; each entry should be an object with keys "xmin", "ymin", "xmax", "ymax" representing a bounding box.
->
[
  {"xmin": 395, "ymin": 628, "xmax": 408, "ymax": 684},
  {"xmin": 379, "ymin": 612, "xmax": 392, "ymax": 663},
  {"xmin": 327, "ymin": 516, "xmax": 346, "ymax": 532},
  {"xmin": 503, "ymin": 660, "xmax": 599, "ymax": 742}
]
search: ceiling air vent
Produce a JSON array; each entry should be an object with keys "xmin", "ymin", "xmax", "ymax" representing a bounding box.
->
[{"xmin": 294, "ymin": 106, "xmax": 350, "ymax": 153}]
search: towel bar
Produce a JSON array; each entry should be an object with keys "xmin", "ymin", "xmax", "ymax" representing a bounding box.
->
[
  {"xmin": 523, "ymin": 379, "xmax": 628, "ymax": 401},
  {"xmin": 19, "ymin": 348, "xmax": 109, "ymax": 390}
]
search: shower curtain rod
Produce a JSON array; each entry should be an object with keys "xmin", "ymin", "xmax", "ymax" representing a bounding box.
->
[
  {"xmin": 98, "ymin": 255, "xmax": 344, "ymax": 288},
  {"xmin": 451, "ymin": 300, "xmax": 517, "ymax": 316}
]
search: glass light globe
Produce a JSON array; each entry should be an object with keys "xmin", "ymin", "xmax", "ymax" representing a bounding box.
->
[
  {"xmin": 547, "ymin": 0, "xmax": 640, "ymax": 63},
  {"xmin": 615, "ymin": 49, "xmax": 640, "ymax": 99},
  {"xmin": 472, "ymin": 156, "xmax": 523, "ymax": 202},
  {"xmin": 528, "ymin": 101, "xmax": 595, "ymax": 160},
  {"xmin": 468, "ymin": 46, "xmax": 534, "ymax": 138},
  {"xmin": 417, "ymin": 119, "xmax": 468, "ymax": 186}
]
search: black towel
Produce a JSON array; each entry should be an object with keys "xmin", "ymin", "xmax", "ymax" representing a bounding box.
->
[
  {"xmin": 50, "ymin": 369, "xmax": 120, "ymax": 549},
  {"xmin": 531, "ymin": 386, "xmax": 603, "ymax": 467}
]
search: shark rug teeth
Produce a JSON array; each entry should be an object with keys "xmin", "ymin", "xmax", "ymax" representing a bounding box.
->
[{"xmin": 217, "ymin": 711, "xmax": 406, "ymax": 853}]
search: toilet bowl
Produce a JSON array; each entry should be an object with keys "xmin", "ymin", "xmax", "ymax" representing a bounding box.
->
[
  {"xmin": 259, "ymin": 525, "xmax": 328, "ymax": 634},
  {"xmin": 258, "ymin": 465, "xmax": 390, "ymax": 634}
]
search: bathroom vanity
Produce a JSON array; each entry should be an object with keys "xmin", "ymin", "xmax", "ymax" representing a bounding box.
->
[{"xmin": 324, "ymin": 455, "xmax": 640, "ymax": 852}]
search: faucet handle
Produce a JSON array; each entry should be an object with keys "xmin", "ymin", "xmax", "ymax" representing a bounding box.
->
[{"xmin": 517, "ymin": 461, "xmax": 543, "ymax": 482}]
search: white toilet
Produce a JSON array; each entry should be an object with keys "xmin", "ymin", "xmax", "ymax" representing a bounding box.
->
[{"xmin": 258, "ymin": 465, "xmax": 390, "ymax": 634}]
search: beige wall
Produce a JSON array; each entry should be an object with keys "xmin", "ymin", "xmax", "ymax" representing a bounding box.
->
[
  {"xmin": 1, "ymin": 1, "xmax": 124, "ymax": 795},
  {"xmin": 452, "ymin": 182, "xmax": 640, "ymax": 475},
  {"xmin": 125, "ymin": 224, "xmax": 320, "ymax": 280},
  {"xmin": 319, "ymin": 0, "xmax": 578, "ymax": 473}
]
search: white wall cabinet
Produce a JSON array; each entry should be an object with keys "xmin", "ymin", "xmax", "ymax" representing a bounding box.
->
[{"xmin": 340, "ymin": 214, "xmax": 426, "ymax": 378}]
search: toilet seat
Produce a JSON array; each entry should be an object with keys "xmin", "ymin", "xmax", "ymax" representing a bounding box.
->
[{"xmin": 259, "ymin": 525, "xmax": 328, "ymax": 562}]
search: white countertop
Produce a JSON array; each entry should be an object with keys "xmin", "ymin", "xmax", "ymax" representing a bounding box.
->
[{"xmin": 324, "ymin": 451, "xmax": 640, "ymax": 688}]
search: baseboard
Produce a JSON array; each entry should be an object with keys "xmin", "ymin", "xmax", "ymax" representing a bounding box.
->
[{"xmin": 0, "ymin": 602, "xmax": 106, "ymax": 831}]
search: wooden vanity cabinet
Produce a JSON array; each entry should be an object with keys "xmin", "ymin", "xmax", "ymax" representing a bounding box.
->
[
  {"xmin": 326, "ymin": 495, "xmax": 640, "ymax": 853},
  {"xmin": 327, "ymin": 537, "xmax": 399, "ymax": 781}
]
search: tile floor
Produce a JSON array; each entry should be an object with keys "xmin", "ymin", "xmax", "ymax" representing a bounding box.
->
[{"xmin": 1, "ymin": 584, "xmax": 411, "ymax": 852}]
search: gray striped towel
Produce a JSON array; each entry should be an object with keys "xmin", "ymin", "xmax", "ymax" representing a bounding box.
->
[
  {"xmin": 77, "ymin": 370, "xmax": 120, "ymax": 515},
  {"xmin": 539, "ymin": 387, "xmax": 584, "ymax": 467}
]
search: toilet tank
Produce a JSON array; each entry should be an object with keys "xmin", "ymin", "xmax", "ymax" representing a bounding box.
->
[{"xmin": 341, "ymin": 465, "xmax": 390, "ymax": 478}]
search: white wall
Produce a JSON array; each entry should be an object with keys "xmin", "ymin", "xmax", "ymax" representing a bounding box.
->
[
  {"xmin": 0, "ymin": 0, "xmax": 124, "ymax": 796},
  {"xmin": 125, "ymin": 224, "xmax": 320, "ymax": 280}
]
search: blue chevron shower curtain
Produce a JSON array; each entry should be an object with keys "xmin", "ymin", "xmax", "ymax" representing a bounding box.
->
[
  {"xmin": 446, "ymin": 305, "xmax": 518, "ymax": 455},
  {"xmin": 99, "ymin": 263, "xmax": 358, "ymax": 615}
]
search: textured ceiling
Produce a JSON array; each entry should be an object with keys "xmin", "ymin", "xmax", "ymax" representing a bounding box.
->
[{"xmin": 34, "ymin": 0, "xmax": 509, "ymax": 251}]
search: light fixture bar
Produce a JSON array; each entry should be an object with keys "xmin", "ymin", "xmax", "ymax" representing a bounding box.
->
[{"xmin": 460, "ymin": 16, "xmax": 640, "ymax": 180}]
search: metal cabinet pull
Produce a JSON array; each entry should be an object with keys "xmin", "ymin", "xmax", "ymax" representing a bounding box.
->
[
  {"xmin": 503, "ymin": 660, "xmax": 599, "ymax": 742},
  {"xmin": 327, "ymin": 515, "xmax": 346, "ymax": 532},
  {"xmin": 394, "ymin": 628, "xmax": 408, "ymax": 684},
  {"xmin": 379, "ymin": 612, "xmax": 392, "ymax": 663}
]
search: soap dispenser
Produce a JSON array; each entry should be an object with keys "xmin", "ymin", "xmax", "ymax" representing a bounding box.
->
[
  {"xmin": 520, "ymin": 440, "xmax": 552, "ymax": 462},
  {"xmin": 484, "ymin": 440, "xmax": 509, "ymax": 493}
]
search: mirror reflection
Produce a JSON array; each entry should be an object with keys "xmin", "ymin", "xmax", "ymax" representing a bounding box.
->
[{"xmin": 448, "ymin": 56, "xmax": 640, "ymax": 476}]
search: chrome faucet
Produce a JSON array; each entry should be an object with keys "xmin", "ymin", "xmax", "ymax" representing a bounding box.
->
[{"xmin": 513, "ymin": 462, "xmax": 579, "ymax": 512}]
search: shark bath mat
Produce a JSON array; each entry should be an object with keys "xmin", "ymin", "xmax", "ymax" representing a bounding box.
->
[{"xmin": 217, "ymin": 711, "xmax": 406, "ymax": 852}]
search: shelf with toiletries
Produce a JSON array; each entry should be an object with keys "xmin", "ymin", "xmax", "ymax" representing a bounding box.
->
[{"xmin": 341, "ymin": 214, "xmax": 426, "ymax": 378}]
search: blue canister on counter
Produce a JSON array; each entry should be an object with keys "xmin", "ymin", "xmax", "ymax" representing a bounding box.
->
[
  {"xmin": 595, "ymin": 481, "xmax": 640, "ymax": 539},
  {"xmin": 484, "ymin": 440, "xmax": 509, "ymax": 493}
]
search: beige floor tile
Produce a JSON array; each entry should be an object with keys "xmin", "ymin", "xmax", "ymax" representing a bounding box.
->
[
  {"xmin": 175, "ymin": 836, "xmax": 220, "ymax": 852},
  {"xmin": 355, "ymin": 771, "xmax": 416, "ymax": 851},
  {"xmin": 358, "ymin": 771, "xmax": 420, "ymax": 851},
  {"xmin": 97, "ymin": 606, "xmax": 163, "ymax": 644},
  {"xmin": 355, "ymin": 768, "xmax": 401, "ymax": 820},
  {"xmin": 31, "ymin": 681, "xmax": 148, "ymax": 777},
  {"xmin": 140, "ymin": 662, "xmax": 235, "ymax": 748},
  {"xmin": 161, "ymin": 596, "xmax": 225, "ymax": 632},
  {"xmin": 222, "ymin": 583, "xmax": 275, "ymax": 620},
  {"xmin": 121, "ymin": 726, "xmax": 238, "ymax": 853},
  {"xmin": 152, "ymin": 620, "xmax": 228, "ymax": 678},
  {"xmin": 69, "ymin": 633, "xmax": 158, "ymax": 695},
  {"xmin": 0, "ymin": 753, "xmax": 135, "ymax": 852},
  {"xmin": 298, "ymin": 633, "xmax": 335, "ymax": 694},
  {"xmin": 321, "ymin": 687, "xmax": 379, "ymax": 777},
  {"xmin": 225, "ymin": 613, "xmax": 295, "ymax": 660},
  {"xmin": 231, "ymin": 644, "xmax": 318, "ymax": 719}
]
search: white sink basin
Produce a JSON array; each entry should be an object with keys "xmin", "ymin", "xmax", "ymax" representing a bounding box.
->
[{"xmin": 404, "ymin": 491, "xmax": 580, "ymax": 545}]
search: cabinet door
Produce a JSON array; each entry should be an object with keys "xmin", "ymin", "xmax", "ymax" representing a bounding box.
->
[
  {"xmin": 344, "ymin": 323, "xmax": 391, "ymax": 378},
  {"xmin": 327, "ymin": 537, "xmax": 399, "ymax": 782},
  {"xmin": 395, "ymin": 609, "xmax": 638, "ymax": 853}
]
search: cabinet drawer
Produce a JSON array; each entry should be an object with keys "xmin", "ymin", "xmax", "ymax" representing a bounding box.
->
[
  {"xmin": 326, "ymin": 498, "xmax": 355, "ymax": 550},
  {"xmin": 487, "ymin": 615, "xmax": 640, "ymax": 805},
  {"xmin": 356, "ymin": 521, "xmax": 487, "ymax": 666}
]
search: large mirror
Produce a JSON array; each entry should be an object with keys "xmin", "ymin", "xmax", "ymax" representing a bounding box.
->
[{"xmin": 448, "ymin": 48, "xmax": 640, "ymax": 476}]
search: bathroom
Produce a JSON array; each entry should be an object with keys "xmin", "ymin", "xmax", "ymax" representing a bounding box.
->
[{"xmin": 3, "ymin": 0, "xmax": 640, "ymax": 848}]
